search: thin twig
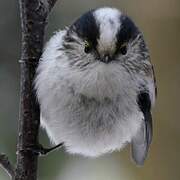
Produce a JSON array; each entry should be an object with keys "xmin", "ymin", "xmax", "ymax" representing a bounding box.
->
[{"xmin": 0, "ymin": 153, "xmax": 14, "ymax": 179}]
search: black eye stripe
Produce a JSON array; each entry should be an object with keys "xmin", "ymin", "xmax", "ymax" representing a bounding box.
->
[
  {"xmin": 69, "ymin": 10, "xmax": 100, "ymax": 48},
  {"xmin": 116, "ymin": 15, "xmax": 139, "ymax": 47}
]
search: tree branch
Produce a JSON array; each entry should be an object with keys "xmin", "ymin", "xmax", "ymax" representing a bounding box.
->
[
  {"xmin": 0, "ymin": 153, "xmax": 14, "ymax": 179},
  {"xmin": 15, "ymin": 0, "xmax": 59, "ymax": 180}
]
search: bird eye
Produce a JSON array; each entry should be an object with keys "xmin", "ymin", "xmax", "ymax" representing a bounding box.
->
[
  {"xmin": 84, "ymin": 40, "xmax": 92, "ymax": 53},
  {"xmin": 119, "ymin": 43, "xmax": 128, "ymax": 55}
]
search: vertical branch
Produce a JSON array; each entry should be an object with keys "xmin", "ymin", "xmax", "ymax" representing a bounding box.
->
[
  {"xmin": 15, "ymin": 0, "xmax": 46, "ymax": 179},
  {"xmin": 16, "ymin": 0, "xmax": 58, "ymax": 180}
]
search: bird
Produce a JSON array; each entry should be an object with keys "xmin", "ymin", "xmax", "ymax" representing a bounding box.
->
[{"xmin": 34, "ymin": 7, "xmax": 157, "ymax": 165}]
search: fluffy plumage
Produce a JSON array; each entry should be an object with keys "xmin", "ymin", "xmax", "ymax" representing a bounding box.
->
[{"xmin": 35, "ymin": 7, "xmax": 156, "ymax": 165}]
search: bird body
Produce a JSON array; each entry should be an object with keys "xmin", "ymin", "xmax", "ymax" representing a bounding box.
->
[{"xmin": 35, "ymin": 7, "xmax": 156, "ymax": 165}]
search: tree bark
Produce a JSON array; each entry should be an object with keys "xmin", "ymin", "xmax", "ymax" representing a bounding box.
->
[{"xmin": 15, "ymin": 0, "xmax": 58, "ymax": 180}]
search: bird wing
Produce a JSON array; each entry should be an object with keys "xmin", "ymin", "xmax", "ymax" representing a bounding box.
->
[{"xmin": 131, "ymin": 92, "xmax": 152, "ymax": 165}]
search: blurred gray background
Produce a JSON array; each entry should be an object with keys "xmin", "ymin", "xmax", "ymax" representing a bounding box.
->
[{"xmin": 0, "ymin": 0, "xmax": 180, "ymax": 179}]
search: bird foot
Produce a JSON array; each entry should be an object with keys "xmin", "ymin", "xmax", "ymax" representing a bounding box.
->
[{"xmin": 18, "ymin": 143, "xmax": 63, "ymax": 156}]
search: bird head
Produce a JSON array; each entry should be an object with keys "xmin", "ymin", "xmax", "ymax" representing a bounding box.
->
[{"xmin": 62, "ymin": 7, "xmax": 150, "ymax": 74}]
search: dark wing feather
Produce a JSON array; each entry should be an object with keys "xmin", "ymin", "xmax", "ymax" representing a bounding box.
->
[{"xmin": 131, "ymin": 92, "xmax": 153, "ymax": 165}]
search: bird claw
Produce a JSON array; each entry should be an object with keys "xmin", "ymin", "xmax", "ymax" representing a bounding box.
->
[
  {"xmin": 37, "ymin": 143, "xmax": 64, "ymax": 156},
  {"xmin": 18, "ymin": 143, "xmax": 63, "ymax": 156}
]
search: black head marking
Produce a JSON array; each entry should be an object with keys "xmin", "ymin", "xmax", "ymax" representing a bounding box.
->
[
  {"xmin": 69, "ymin": 10, "xmax": 100, "ymax": 48},
  {"xmin": 117, "ymin": 15, "xmax": 139, "ymax": 46}
]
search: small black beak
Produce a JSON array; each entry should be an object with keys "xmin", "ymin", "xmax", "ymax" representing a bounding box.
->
[{"xmin": 100, "ymin": 54, "xmax": 112, "ymax": 63}]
